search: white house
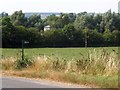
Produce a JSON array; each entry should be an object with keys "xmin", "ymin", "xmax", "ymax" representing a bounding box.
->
[{"xmin": 44, "ymin": 25, "xmax": 51, "ymax": 31}]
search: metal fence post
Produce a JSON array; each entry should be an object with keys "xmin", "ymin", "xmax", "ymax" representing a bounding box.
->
[{"xmin": 22, "ymin": 40, "xmax": 24, "ymax": 61}]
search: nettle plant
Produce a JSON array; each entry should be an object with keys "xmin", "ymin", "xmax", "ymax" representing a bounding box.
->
[{"xmin": 15, "ymin": 56, "xmax": 34, "ymax": 69}]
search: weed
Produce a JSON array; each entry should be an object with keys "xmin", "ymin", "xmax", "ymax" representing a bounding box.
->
[
  {"xmin": 15, "ymin": 56, "xmax": 34, "ymax": 69},
  {"xmin": 2, "ymin": 48, "xmax": 118, "ymax": 88}
]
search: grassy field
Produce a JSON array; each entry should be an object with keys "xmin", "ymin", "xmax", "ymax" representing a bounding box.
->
[
  {"xmin": 2, "ymin": 47, "xmax": 118, "ymax": 60},
  {"xmin": 1, "ymin": 47, "xmax": 119, "ymax": 88}
]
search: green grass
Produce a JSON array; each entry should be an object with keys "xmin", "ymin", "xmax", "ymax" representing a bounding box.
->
[
  {"xmin": 77, "ymin": 75, "xmax": 118, "ymax": 88},
  {"xmin": 1, "ymin": 47, "xmax": 119, "ymax": 88},
  {"xmin": 2, "ymin": 47, "xmax": 118, "ymax": 60}
]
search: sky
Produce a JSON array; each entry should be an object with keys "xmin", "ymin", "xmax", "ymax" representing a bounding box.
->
[{"xmin": 0, "ymin": 0, "xmax": 120, "ymax": 14}]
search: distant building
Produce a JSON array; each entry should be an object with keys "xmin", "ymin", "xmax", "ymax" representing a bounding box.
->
[
  {"xmin": 44, "ymin": 25, "xmax": 51, "ymax": 31},
  {"xmin": 118, "ymin": 1, "xmax": 120, "ymax": 13},
  {"xmin": 24, "ymin": 12, "xmax": 60, "ymax": 19}
]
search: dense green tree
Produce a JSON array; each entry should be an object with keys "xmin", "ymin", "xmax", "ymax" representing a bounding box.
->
[
  {"xmin": 72, "ymin": 30, "xmax": 84, "ymax": 46},
  {"xmin": 112, "ymin": 30, "xmax": 120, "ymax": 45},
  {"xmin": 2, "ymin": 17, "xmax": 15, "ymax": 47},
  {"xmin": 46, "ymin": 14, "xmax": 59, "ymax": 29},
  {"xmin": 93, "ymin": 14, "xmax": 102, "ymax": 32},
  {"xmin": 46, "ymin": 14, "xmax": 73, "ymax": 29},
  {"xmin": 0, "ymin": 12, "xmax": 8, "ymax": 17},
  {"xmin": 103, "ymin": 29, "xmax": 114, "ymax": 46},
  {"xmin": 87, "ymin": 30, "xmax": 104, "ymax": 46},
  {"xmin": 11, "ymin": 10, "xmax": 27, "ymax": 26},
  {"xmin": 67, "ymin": 13, "xmax": 76, "ymax": 23},
  {"xmin": 27, "ymin": 14, "xmax": 42, "ymax": 27},
  {"xmin": 26, "ymin": 27, "xmax": 43, "ymax": 46},
  {"xmin": 74, "ymin": 13, "xmax": 94, "ymax": 30},
  {"xmin": 2, "ymin": 10, "xmax": 120, "ymax": 47},
  {"xmin": 60, "ymin": 14, "xmax": 70, "ymax": 26},
  {"xmin": 62, "ymin": 24, "xmax": 75, "ymax": 40}
]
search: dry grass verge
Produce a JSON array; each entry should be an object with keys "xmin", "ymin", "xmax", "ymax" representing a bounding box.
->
[{"xmin": 1, "ymin": 49, "xmax": 119, "ymax": 88}]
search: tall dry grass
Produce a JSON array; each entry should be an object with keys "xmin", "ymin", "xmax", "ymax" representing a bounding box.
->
[
  {"xmin": 30, "ymin": 49, "xmax": 118, "ymax": 76},
  {"xmin": 1, "ymin": 49, "xmax": 118, "ymax": 88},
  {"xmin": 2, "ymin": 49, "xmax": 118, "ymax": 76}
]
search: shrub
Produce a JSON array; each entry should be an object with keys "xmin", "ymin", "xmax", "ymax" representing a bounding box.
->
[{"xmin": 15, "ymin": 56, "xmax": 34, "ymax": 69}]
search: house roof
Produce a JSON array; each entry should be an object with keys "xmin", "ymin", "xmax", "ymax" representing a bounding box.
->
[{"xmin": 44, "ymin": 25, "xmax": 51, "ymax": 28}]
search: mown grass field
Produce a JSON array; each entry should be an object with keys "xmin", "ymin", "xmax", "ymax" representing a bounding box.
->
[{"xmin": 2, "ymin": 47, "xmax": 118, "ymax": 60}]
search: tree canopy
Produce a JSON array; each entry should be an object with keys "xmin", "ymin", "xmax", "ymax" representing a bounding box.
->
[{"xmin": 1, "ymin": 10, "xmax": 120, "ymax": 48}]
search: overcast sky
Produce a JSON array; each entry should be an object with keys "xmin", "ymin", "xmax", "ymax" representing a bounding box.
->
[{"xmin": 0, "ymin": 0, "xmax": 119, "ymax": 14}]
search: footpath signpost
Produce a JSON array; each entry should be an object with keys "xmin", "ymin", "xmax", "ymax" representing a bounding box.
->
[{"xmin": 21, "ymin": 40, "xmax": 29, "ymax": 61}]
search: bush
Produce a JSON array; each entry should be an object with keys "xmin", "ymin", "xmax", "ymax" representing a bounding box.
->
[{"xmin": 15, "ymin": 56, "xmax": 34, "ymax": 69}]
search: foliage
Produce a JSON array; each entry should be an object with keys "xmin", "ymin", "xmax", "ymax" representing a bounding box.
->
[
  {"xmin": 15, "ymin": 56, "xmax": 34, "ymax": 69},
  {"xmin": 1, "ymin": 10, "xmax": 120, "ymax": 47}
]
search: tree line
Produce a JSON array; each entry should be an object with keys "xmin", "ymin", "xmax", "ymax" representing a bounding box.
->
[{"xmin": 1, "ymin": 10, "xmax": 120, "ymax": 48}]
